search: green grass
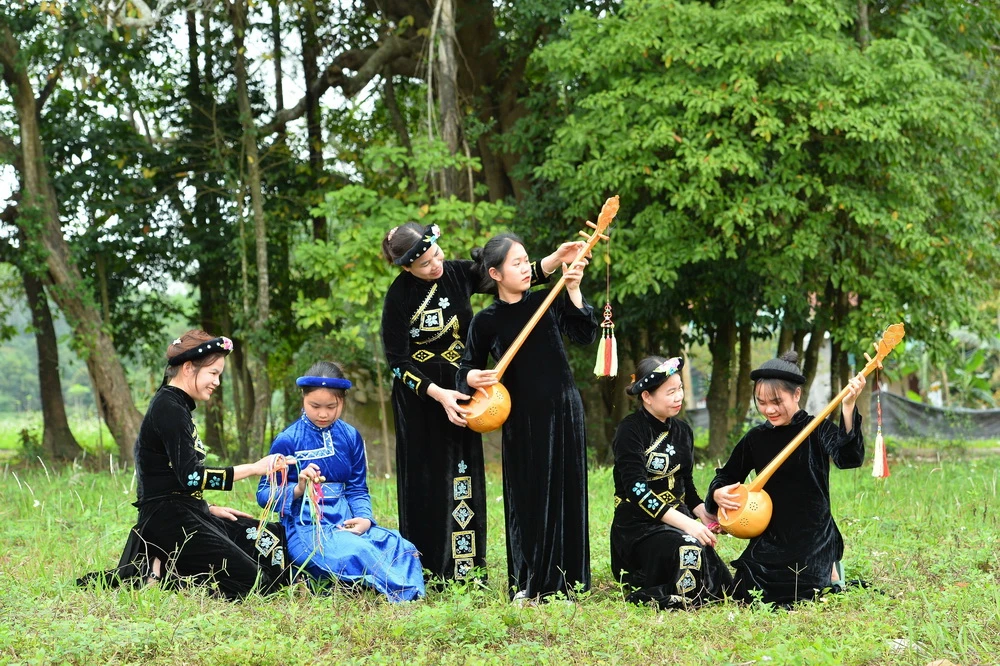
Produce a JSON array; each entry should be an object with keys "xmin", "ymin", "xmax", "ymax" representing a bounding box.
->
[{"xmin": 1, "ymin": 452, "xmax": 998, "ymax": 665}]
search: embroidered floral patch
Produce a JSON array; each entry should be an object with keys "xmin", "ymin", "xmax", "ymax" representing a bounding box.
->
[
  {"xmin": 452, "ymin": 500, "xmax": 474, "ymax": 529},
  {"xmin": 453, "ymin": 476, "xmax": 472, "ymax": 500},
  {"xmin": 454, "ymin": 557, "xmax": 474, "ymax": 579},
  {"xmin": 679, "ymin": 545, "xmax": 702, "ymax": 570},
  {"xmin": 186, "ymin": 472, "xmax": 200, "ymax": 487},
  {"xmin": 452, "ymin": 530, "xmax": 476, "ymax": 558}
]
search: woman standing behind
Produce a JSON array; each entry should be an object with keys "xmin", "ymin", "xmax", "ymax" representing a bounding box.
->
[
  {"xmin": 380, "ymin": 222, "xmax": 582, "ymax": 584},
  {"xmin": 707, "ymin": 351, "xmax": 866, "ymax": 605},
  {"xmin": 610, "ymin": 356, "xmax": 732, "ymax": 609},
  {"xmin": 457, "ymin": 233, "xmax": 597, "ymax": 602},
  {"xmin": 257, "ymin": 361, "xmax": 424, "ymax": 602},
  {"xmin": 79, "ymin": 330, "xmax": 289, "ymax": 600}
]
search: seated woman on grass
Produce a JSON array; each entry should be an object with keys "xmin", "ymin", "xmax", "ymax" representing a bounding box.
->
[
  {"xmin": 706, "ymin": 351, "xmax": 866, "ymax": 606},
  {"xmin": 79, "ymin": 330, "xmax": 289, "ymax": 600},
  {"xmin": 610, "ymin": 356, "xmax": 732, "ymax": 609},
  {"xmin": 257, "ymin": 361, "xmax": 424, "ymax": 602}
]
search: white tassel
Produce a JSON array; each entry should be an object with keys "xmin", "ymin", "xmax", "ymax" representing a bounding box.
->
[{"xmin": 872, "ymin": 432, "xmax": 889, "ymax": 478}]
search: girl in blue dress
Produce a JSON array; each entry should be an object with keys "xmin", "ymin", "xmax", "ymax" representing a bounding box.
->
[{"xmin": 257, "ymin": 361, "xmax": 425, "ymax": 602}]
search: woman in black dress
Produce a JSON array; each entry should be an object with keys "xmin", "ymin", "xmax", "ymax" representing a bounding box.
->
[
  {"xmin": 707, "ymin": 351, "xmax": 866, "ymax": 605},
  {"xmin": 79, "ymin": 330, "xmax": 289, "ymax": 599},
  {"xmin": 610, "ymin": 356, "xmax": 732, "ymax": 609},
  {"xmin": 457, "ymin": 233, "xmax": 596, "ymax": 602},
  {"xmin": 380, "ymin": 223, "xmax": 581, "ymax": 584}
]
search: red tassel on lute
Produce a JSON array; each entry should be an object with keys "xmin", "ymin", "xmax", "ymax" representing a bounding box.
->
[{"xmin": 872, "ymin": 367, "xmax": 890, "ymax": 478}]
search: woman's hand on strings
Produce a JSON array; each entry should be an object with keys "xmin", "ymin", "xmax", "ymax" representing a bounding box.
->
[
  {"xmin": 541, "ymin": 241, "xmax": 590, "ymax": 276},
  {"xmin": 841, "ymin": 371, "xmax": 866, "ymax": 432},
  {"xmin": 339, "ymin": 517, "xmax": 372, "ymax": 535},
  {"xmin": 209, "ymin": 505, "xmax": 255, "ymax": 521},
  {"xmin": 294, "ymin": 463, "xmax": 324, "ymax": 500},
  {"xmin": 713, "ymin": 483, "xmax": 743, "ymax": 516},
  {"xmin": 428, "ymin": 384, "xmax": 471, "ymax": 427},
  {"xmin": 466, "ymin": 369, "xmax": 499, "ymax": 398},
  {"xmin": 842, "ymin": 371, "xmax": 866, "ymax": 411}
]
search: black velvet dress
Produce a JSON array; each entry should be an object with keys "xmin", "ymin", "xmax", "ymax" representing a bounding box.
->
[
  {"xmin": 457, "ymin": 288, "xmax": 597, "ymax": 599},
  {"xmin": 381, "ymin": 259, "xmax": 547, "ymax": 582},
  {"xmin": 78, "ymin": 386, "xmax": 289, "ymax": 600},
  {"xmin": 611, "ymin": 408, "xmax": 733, "ymax": 609},
  {"xmin": 705, "ymin": 409, "xmax": 864, "ymax": 605}
]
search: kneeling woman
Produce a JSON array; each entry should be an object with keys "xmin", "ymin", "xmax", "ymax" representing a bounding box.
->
[
  {"xmin": 611, "ymin": 357, "xmax": 732, "ymax": 609},
  {"xmin": 79, "ymin": 330, "xmax": 290, "ymax": 600},
  {"xmin": 257, "ymin": 362, "xmax": 424, "ymax": 602}
]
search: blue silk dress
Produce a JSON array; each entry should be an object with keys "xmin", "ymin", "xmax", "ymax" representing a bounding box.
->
[{"xmin": 257, "ymin": 414, "xmax": 425, "ymax": 602}]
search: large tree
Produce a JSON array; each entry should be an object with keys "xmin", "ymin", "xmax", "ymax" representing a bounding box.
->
[
  {"xmin": 531, "ymin": 0, "xmax": 1000, "ymax": 455},
  {"xmin": 0, "ymin": 7, "xmax": 144, "ymax": 461}
]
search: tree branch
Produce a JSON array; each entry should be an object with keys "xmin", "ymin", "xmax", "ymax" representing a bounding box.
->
[
  {"xmin": 260, "ymin": 34, "xmax": 423, "ymax": 136},
  {"xmin": 36, "ymin": 61, "xmax": 65, "ymax": 109}
]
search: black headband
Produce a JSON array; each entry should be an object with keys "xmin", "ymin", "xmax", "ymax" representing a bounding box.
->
[
  {"xmin": 168, "ymin": 336, "xmax": 234, "ymax": 366},
  {"xmin": 627, "ymin": 357, "xmax": 684, "ymax": 396},
  {"xmin": 394, "ymin": 224, "xmax": 441, "ymax": 266},
  {"xmin": 296, "ymin": 376, "xmax": 352, "ymax": 390},
  {"xmin": 750, "ymin": 358, "xmax": 806, "ymax": 385}
]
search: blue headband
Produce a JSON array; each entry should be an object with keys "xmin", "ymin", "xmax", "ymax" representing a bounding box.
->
[{"xmin": 296, "ymin": 376, "xmax": 352, "ymax": 390}]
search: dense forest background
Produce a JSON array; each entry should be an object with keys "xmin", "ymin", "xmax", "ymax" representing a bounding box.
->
[{"xmin": 2, "ymin": 0, "xmax": 998, "ymax": 470}]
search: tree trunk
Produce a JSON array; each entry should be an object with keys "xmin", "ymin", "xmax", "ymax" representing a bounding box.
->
[
  {"xmin": 19, "ymin": 254, "xmax": 84, "ymax": 460},
  {"xmin": 799, "ymin": 317, "xmax": 828, "ymax": 410},
  {"xmin": 733, "ymin": 322, "xmax": 752, "ymax": 429},
  {"xmin": 301, "ymin": 0, "xmax": 327, "ymax": 245},
  {"xmin": 432, "ymin": 0, "xmax": 461, "ymax": 197},
  {"xmin": 0, "ymin": 25, "xmax": 142, "ymax": 462},
  {"xmin": 229, "ymin": 0, "xmax": 272, "ymax": 455},
  {"xmin": 706, "ymin": 320, "xmax": 737, "ymax": 458}
]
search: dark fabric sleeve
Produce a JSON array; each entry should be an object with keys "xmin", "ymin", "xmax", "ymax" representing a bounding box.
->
[
  {"xmin": 823, "ymin": 408, "xmax": 865, "ymax": 470},
  {"xmin": 456, "ymin": 310, "xmax": 494, "ymax": 396},
  {"xmin": 256, "ymin": 432, "xmax": 297, "ymax": 511},
  {"xmin": 677, "ymin": 426, "xmax": 705, "ymax": 512},
  {"xmin": 704, "ymin": 432, "xmax": 755, "ymax": 515},
  {"xmin": 554, "ymin": 291, "xmax": 598, "ymax": 345},
  {"xmin": 380, "ymin": 282, "xmax": 433, "ymax": 397},
  {"xmin": 344, "ymin": 429, "xmax": 375, "ymax": 522},
  {"xmin": 152, "ymin": 399, "xmax": 234, "ymax": 493},
  {"xmin": 530, "ymin": 260, "xmax": 552, "ymax": 287},
  {"xmin": 612, "ymin": 418, "xmax": 678, "ymax": 521}
]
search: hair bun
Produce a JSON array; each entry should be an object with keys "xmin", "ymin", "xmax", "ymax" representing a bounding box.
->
[
  {"xmin": 470, "ymin": 247, "xmax": 483, "ymax": 261},
  {"xmin": 779, "ymin": 350, "xmax": 800, "ymax": 365}
]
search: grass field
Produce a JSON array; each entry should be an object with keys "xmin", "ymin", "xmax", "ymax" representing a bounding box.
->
[{"xmin": 1, "ymin": 448, "xmax": 998, "ymax": 665}]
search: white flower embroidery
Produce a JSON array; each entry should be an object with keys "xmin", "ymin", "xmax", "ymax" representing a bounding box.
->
[
  {"xmin": 664, "ymin": 444, "xmax": 676, "ymax": 455},
  {"xmin": 683, "ymin": 535, "xmax": 698, "ymax": 544},
  {"xmin": 410, "ymin": 328, "xmax": 420, "ymax": 338},
  {"xmin": 457, "ymin": 460, "xmax": 468, "ymax": 474},
  {"xmin": 438, "ymin": 297, "xmax": 450, "ymax": 309}
]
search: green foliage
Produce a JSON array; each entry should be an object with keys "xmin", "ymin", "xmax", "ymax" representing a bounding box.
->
[
  {"xmin": 529, "ymin": 0, "xmax": 1000, "ymax": 357},
  {"xmin": 294, "ymin": 138, "xmax": 515, "ymax": 357}
]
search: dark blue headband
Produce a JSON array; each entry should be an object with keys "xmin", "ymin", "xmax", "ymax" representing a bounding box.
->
[
  {"xmin": 627, "ymin": 357, "xmax": 684, "ymax": 396},
  {"xmin": 394, "ymin": 224, "xmax": 441, "ymax": 266},
  {"xmin": 296, "ymin": 376, "xmax": 352, "ymax": 390}
]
